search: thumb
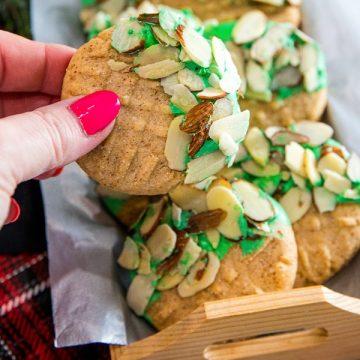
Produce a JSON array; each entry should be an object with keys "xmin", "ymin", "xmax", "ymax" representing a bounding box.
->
[{"xmin": 0, "ymin": 90, "xmax": 121, "ymax": 226}]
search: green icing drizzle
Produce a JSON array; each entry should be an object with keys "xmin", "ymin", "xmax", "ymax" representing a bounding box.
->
[
  {"xmin": 102, "ymin": 197, "xmax": 126, "ymax": 216},
  {"xmin": 198, "ymin": 233, "xmax": 214, "ymax": 252},
  {"xmin": 193, "ymin": 140, "xmax": 219, "ymax": 158},
  {"xmin": 215, "ymin": 236, "xmax": 233, "ymax": 260},
  {"xmin": 141, "ymin": 23, "xmax": 159, "ymax": 48},
  {"xmin": 174, "ymin": 210, "xmax": 192, "ymax": 230},
  {"xmin": 184, "ymin": 61, "xmax": 212, "ymax": 77},
  {"xmin": 253, "ymin": 175, "xmax": 282, "ymax": 195},
  {"xmin": 142, "ymin": 312, "xmax": 153, "ymax": 325},
  {"xmin": 237, "ymin": 212, "xmax": 248, "ymax": 239},
  {"xmin": 276, "ymin": 86, "xmax": 304, "ymax": 101},
  {"xmin": 336, "ymin": 194, "xmax": 360, "ymax": 204},
  {"xmin": 204, "ymin": 20, "xmax": 236, "ymax": 42},
  {"xmin": 148, "ymin": 290, "xmax": 161, "ymax": 306},
  {"xmin": 129, "ymin": 270, "xmax": 137, "ymax": 281},
  {"xmin": 280, "ymin": 177, "xmax": 296, "ymax": 194},
  {"xmin": 241, "ymin": 239, "xmax": 265, "ymax": 256},
  {"xmin": 82, "ymin": 0, "xmax": 97, "ymax": 6},
  {"xmin": 303, "ymin": 144, "xmax": 322, "ymax": 160},
  {"xmin": 170, "ymin": 102, "xmax": 186, "ymax": 116}
]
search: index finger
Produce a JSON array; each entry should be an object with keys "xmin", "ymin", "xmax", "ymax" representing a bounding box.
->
[{"xmin": 0, "ymin": 31, "xmax": 75, "ymax": 96}]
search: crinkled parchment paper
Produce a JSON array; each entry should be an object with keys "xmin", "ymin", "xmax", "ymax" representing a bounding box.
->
[{"xmin": 31, "ymin": 0, "xmax": 360, "ymax": 347}]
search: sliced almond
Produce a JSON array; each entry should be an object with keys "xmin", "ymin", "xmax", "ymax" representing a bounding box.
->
[
  {"xmin": 291, "ymin": 172, "xmax": 307, "ymax": 189},
  {"xmin": 293, "ymin": 121, "xmax": 334, "ymax": 147},
  {"xmin": 343, "ymin": 189, "xmax": 360, "ymax": 199},
  {"xmin": 111, "ymin": 18, "xmax": 145, "ymax": 53},
  {"xmin": 187, "ymin": 209, "xmax": 227, "ymax": 233},
  {"xmin": 244, "ymin": 127, "xmax": 270, "ymax": 166},
  {"xmin": 217, "ymin": 167, "xmax": 244, "ymax": 182},
  {"xmin": 347, "ymin": 152, "xmax": 360, "ymax": 182},
  {"xmin": 246, "ymin": 60, "xmax": 270, "ymax": 93},
  {"xmin": 207, "ymin": 186, "xmax": 243, "ymax": 240},
  {"xmin": 287, "ymin": 0, "xmax": 302, "ymax": 5},
  {"xmin": 235, "ymin": 144, "xmax": 249, "ymax": 163},
  {"xmin": 171, "ymin": 84, "xmax": 198, "ymax": 112},
  {"xmin": 146, "ymin": 224, "xmax": 177, "ymax": 262},
  {"xmin": 252, "ymin": 0, "xmax": 285, "ymax": 5},
  {"xmin": 159, "ymin": 7, "xmax": 186, "ymax": 38},
  {"xmin": 318, "ymin": 152, "xmax": 347, "ymax": 176},
  {"xmin": 266, "ymin": 23, "xmax": 293, "ymax": 48},
  {"xmin": 134, "ymin": 44, "xmax": 179, "ymax": 66},
  {"xmin": 193, "ymin": 176, "xmax": 217, "ymax": 191},
  {"xmin": 137, "ymin": 13, "xmax": 160, "ymax": 25},
  {"xmin": 157, "ymin": 272, "xmax": 184, "ymax": 291},
  {"xmin": 232, "ymin": 10, "xmax": 267, "ymax": 45},
  {"xmin": 117, "ymin": 237, "xmax": 139, "ymax": 270},
  {"xmin": 177, "ymin": 252, "xmax": 220, "ymax": 298},
  {"xmin": 140, "ymin": 198, "xmax": 165, "ymax": 236},
  {"xmin": 171, "ymin": 202, "xmax": 182, "ymax": 224},
  {"xmin": 197, "ymin": 88, "xmax": 227, "ymax": 100},
  {"xmin": 294, "ymin": 28, "xmax": 313, "ymax": 44},
  {"xmin": 117, "ymin": 196, "xmax": 149, "ymax": 228},
  {"xmin": 177, "ymin": 237, "xmax": 202, "ymax": 275},
  {"xmin": 127, "ymin": 273, "xmax": 157, "ymax": 315},
  {"xmin": 169, "ymin": 185, "xmax": 208, "ymax": 213},
  {"xmin": 177, "ymin": 68, "xmax": 205, "ymax": 91},
  {"xmin": 264, "ymin": 126, "xmax": 285, "ymax": 139},
  {"xmin": 304, "ymin": 149, "xmax": 321, "ymax": 185},
  {"xmin": 323, "ymin": 170, "xmax": 352, "ymax": 194},
  {"xmin": 209, "ymin": 178, "xmax": 232, "ymax": 191},
  {"xmin": 219, "ymin": 67, "xmax": 242, "ymax": 94},
  {"xmin": 242, "ymin": 160, "xmax": 281, "ymax": 177},
  {"xmin": 206, "ymin": 229, "xmax": 221, "ymax": 249},
  {"xmin": 313, "ymin": 187, "xmax": 336, "ymax": 213},
  {"xmin": 185, "ymin": 151, "xmax": 226, "ymax": 184},
  {"xmin": 279, "ymin": 187, "xmax": 312, "ymax": 223},
  {"xmin": 179, "ymin": 47, "xmax": 191, "ymax": 62},
  {"xmin": 209, "ymin": 111, "xmax": 250, "ymax": 143},
  {"xmin": 232, "ymin": 180, "xmax": 275, "ymax": 222},
  {"xmin": 271, "ymin": 66, "xmax": 302, "ymax": 90},
  {"xmin": 138, "ymin": 245, "xmax": 152, "ymax": 275},
  {"xmin": 107, "ymin": 59, "xmax": 128, "ymax": 71},
  {"xmin": 136, "ymin": 59, "xmax": 184, "ymax": 79},
  {"xmin": 211, "ymin": 98, "xmax": 233, "ymax": 121},
  {"xmin": 180, "ymin": 101, "xmax": 214, "ymax": 134},
  {"xmin": 226, "ymin": 42, "xmax": 247, "ymax": 94},
  {"xmin": 161, "ymin": 73, "xmax": 179, "ymax": 95},
  {"xmin": 304, "ymin": 67, "xmax": 319, "ymax": 92},
  {"xmin": 152, "ymin": 25, "xmax": 179, "ymax": 46},
  {"xmin": 176, "ymin": 25, "xmax": 212, "ymax": 68},
  {"xmin": 165, "ymin": 116, "xmax": 192, "ymax": 171},
  {"xmin": 219, "ymin": 132, "xmax": 239, "ymax": 157},
  {"xmin": 285, "ymin": 141, "xmax": 306, "ymax": 177},
  {"xmin": 250, "ymin": 37, "xmax": 277, "ymax": 64},
  {"xmin": 211, "ymin": 36, "xmax": 226, "ymax": 74},
  {"xmin": 300, "ymin": 43, "xmax": 318, "ymax": 73},
  {"xmin": 271, "ymin": 130, "xmax": 309, "ymax": 146},
  {"xmin": 208, "ymin": 73, "xmax": 221, "ymax": 88}
]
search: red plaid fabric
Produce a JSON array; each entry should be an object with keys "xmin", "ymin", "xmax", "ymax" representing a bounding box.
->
[{"xmin": 0, "ymin": 253, "xmax": 110, "ymax": 360}]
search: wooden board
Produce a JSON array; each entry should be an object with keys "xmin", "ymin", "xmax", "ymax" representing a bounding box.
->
[{"xmin": 110, "ymin": 286, "xmax": 360, "ymax": 360}]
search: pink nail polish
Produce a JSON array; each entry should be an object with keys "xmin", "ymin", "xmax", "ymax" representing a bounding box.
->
[
  {"xmin": 69, "ymin": 90, "xmax": 121, "ymax": 136},
  {"xmin": 5, "ymin": 198, "xmax": 21, "ymax": 225}
]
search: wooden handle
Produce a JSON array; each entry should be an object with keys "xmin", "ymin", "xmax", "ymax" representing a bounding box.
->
[{"xmin": 110, "ymin": 286, "xmax": 360, "ymax": 360}]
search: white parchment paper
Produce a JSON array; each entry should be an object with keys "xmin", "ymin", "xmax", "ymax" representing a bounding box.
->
[{"xmin": 32, "ymin": 0, "xmax": 360, "ymax": 348}]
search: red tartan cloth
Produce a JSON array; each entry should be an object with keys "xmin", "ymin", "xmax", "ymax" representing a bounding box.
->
[{"xmin": 0, "ymin": 253, "xmax": 110, "ymax": 360}]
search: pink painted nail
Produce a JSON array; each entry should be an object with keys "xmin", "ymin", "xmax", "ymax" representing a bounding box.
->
[
  {"xmin": 69, "ymin": 90, "xmax": 121, "ymax": 136},
  {"xmin": 5, "ymin": 198, "xmax": 21, "ymax": 225}
]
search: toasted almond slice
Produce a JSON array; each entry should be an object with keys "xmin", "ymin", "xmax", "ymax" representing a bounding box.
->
[
  {"xmin": 159, "ymin": 7, "xmax": 186, "ymax": 38},
  {"xmin": 242, "ymin": 160, "xmax": 281, "ymax": 177},
  {"xmin": 207, "ymin": 186, "xmax": 243, "ymax": 239},
  {"xmin": 271, "ymin": 66, "xmax": 302, "ymax": 90},
  {"xmin": 282, "ymin": 170, "xmax": 291, "ymax": 181},
  {"xmin": 212, "ymin": 36, "xmax": 226, "ymax": 74},
  {"xmin": 185, "ymin": 151, "xmax": 226, "ymax": 184},
  {"xmin": 294, "ymin": 28, "xmax": 313, "ymax": 44},
  {"xmin": 165, "ymin": 116, "xmax": 192, "ymax": 171},
  {"xmin": 250, "ymin": 37, "xmax": 277, "ymax": 64},
  {"xmin": 287, "ymin": 0, "xmax": 302, "ymax": 5},
  {"xmin": 285, "ymin": 141, "xmax": 306, "ymax": 177},
  {"xmin": 137, "ymin": 13, "xmax": 160, "ymax": 25},
  {"xmin": 170, "ymin": 185, "xmax": 208, "ymax": 213},
  {"xmin": 226, "ymin": 42, "xmax": 247, "ymax": 94},
  {"xmin": 111, "ymin": 18, "xmax": 145, "ymax": 53},
  {"xmin": 209, "ymin": 111, "xmax": 250, "ymax": 143},
  {"xmin": 293, "ymin": 121, "xmax": 334, "ymax": 146},
  {"xmin": 300, "ymin": 43, "xmax": 318, "ymax": 73},
  {"xmin": 219, "ymin": 132, "xmax": 239, "ymax": 157},
  {"xmin": 152, "ymin": 25, "xmax": 179, "ymax": 46},
  {"xmin": 161, "ymin": 73, "xmax": 179, "ymax": 95},
  {"xmin": 171, "ymin": 202, "xmax": 182, "ymax": 224},
  {"xmin": 171, "ymin": 84, "xmax": 198, "ymax": 112},
  {"xmin": 252, "ymin": 0, "xmax": 285, "ymax": 4},
  {"xmin": 177, "ymin": 68, "xmax": 205, "ymax": 91},
  {"xmin": 136, "ymin": 59, "xmax": 184, "ymax": 79},
  {"xmin": 146, "ymin": 224, "xmax": 177, "ymax": 262},
  {"xmin": 197, "ymin": 88, "xmax": 227, "ymax": 100},
  {"xmin": 323, "ymin": 170, "xmax": 352, "ymax": 194},
  {"xmin": 343, "ymin": 189, "xmax": 360, "ymax": 199},
  {"xmin": 235, "ymin": 144, "xmax": 248, "ymax": 163},
  {"xmin": 107, "ymin": 59, "xmax": 128, "ymax": 71},
  {"xmin": 275, "ymin": 49, "xmax": 291, "ymax": 70},
  {"xmin": 313, "ymin": 187, "xmax": 336, "ymax": 213},
  {"xmin": 232, "ymin": 10, "xmax": 267, "ymax": 45},
  {"xmin": 304, "ymin": 149, "xmax": 321, "ymax": 185},
  {"xmin": 134, "ymin": 44, "xmax": 179, "ymax": 66},
  {"xmin": 211, "ymin": 98, "xmax": 233, "ymax": 121},
  {"xmin": 137, "ymin": 1, "xmax": 159, "ymax": 14},
  {"xmin": 318, "ymin": 152, "xmax": 347, "ymax": 176},
  {"xmin": 127, "ymin": 273, "xmax": 157, "ymax": 315},
  {"xmin": 232, "ymin": 180, "xmax": 275, "ymax": 222},
  {"xmin": 208, "ymin": 73, "xmax": 221, "ymax": 88},
  {"xmin": 291, "ymin": 172, "xmax": 307, "ymax": 189},
  {"xmin": 193, "ymin": 176, "xmax": 217, "ymax": 191},
  {"xmin": 279, "ymin": 187, "xmax": 312, "ymax": 223},
  {"xmin": 264, "ymin": 126, "xmax": 285, "ymax": 139},
  {"xmin": 187, "ymin": 209, "xmax": 227, "ymax": 233},
  {"xmin": 179, "ymin": 47, "xmax": 192, "ymax": 62},
  {"xmin": 176, "ymin": 25, "xmax": 212, "ymax": 68},
  {"xmin": 138, "ymin": 245, "xmax": 152, "ymax": 275},
  {"xmin": 117, "ymin": 236, "xmax": 139, "ymax": 270},
  {"xmin": 271, "ymin": 130, "xmax": 309, "ymax": 146},
  {"xmin": 244, "ymin": 127, "xmax": 270, "ymax": 166},
  {"xmin": 177, "ymin": 237, "xmax": 202, "ymax": 275},
  {"xmin": 157, "ymin": 272, "xmax": 184, "ymax": 291},
  {"xmin": 304, "ymin": 67, "xmax": 319, "ymax": 92},
  {"xmin": 208, "ymin": 178, "xmax": 232, "ymax": 191},
  {"xmin": 206, "ymin": 229, "xmax": 221, "ymax": 249},
  {"xmin": 266, "ymin": 23, "xmax": 293, "ymax": 47},
  {"xmin": 219, "ymin": 69, "xmax": 242, "ymax": 94},
  {"xmin": 217, "ymin": 167, "xmax": 244, "ymax": 181},
  {"xmin": 246, "ymin": 61, "xmax": 271, "ymax": 93},
  {"xmin": 140, "ymin": 198, "xmax": 165, "ymax": 236},
  {"xmin": 178, "ymin": 252, "xmax": 220, "ymax": 297},
  {"xmin": 181, "ymin": 101, "xmax": 214, "ymax": 134},
  {"xmin": 347, "ymin": 152, "xmax": 360, "ymax": 182}
]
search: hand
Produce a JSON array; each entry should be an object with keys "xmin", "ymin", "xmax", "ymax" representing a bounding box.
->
[{"xmin": 0, "ymin": 31, "xmax": 121, "ymax": 228}]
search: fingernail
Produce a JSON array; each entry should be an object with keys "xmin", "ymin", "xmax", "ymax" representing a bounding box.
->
[
  {"xmin": 51, "ymin": 167, "xmax": 64, "ymax": 177},
  {"xmin": 5, "ymin": 198, "xmax": 21, "ymax": 225},
  {"xmin": 69, "ymin": 90, "xmax": 121, "ymax": 136}
]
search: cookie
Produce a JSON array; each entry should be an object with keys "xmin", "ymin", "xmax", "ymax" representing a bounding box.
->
[
  {"xmin": 117, "ymin": 180, "xmax": 297, "ymax": 329},
  {"xmin": 229, "ymin": 122, "xmax": 360, "ymax": 286},
  {"xmin": 62, "ymin": 8, "xmax": 247, "ymax": 195},
  {"xmin": 205, "ymin": 13, "xmax": 328, "ymax": 127}
]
